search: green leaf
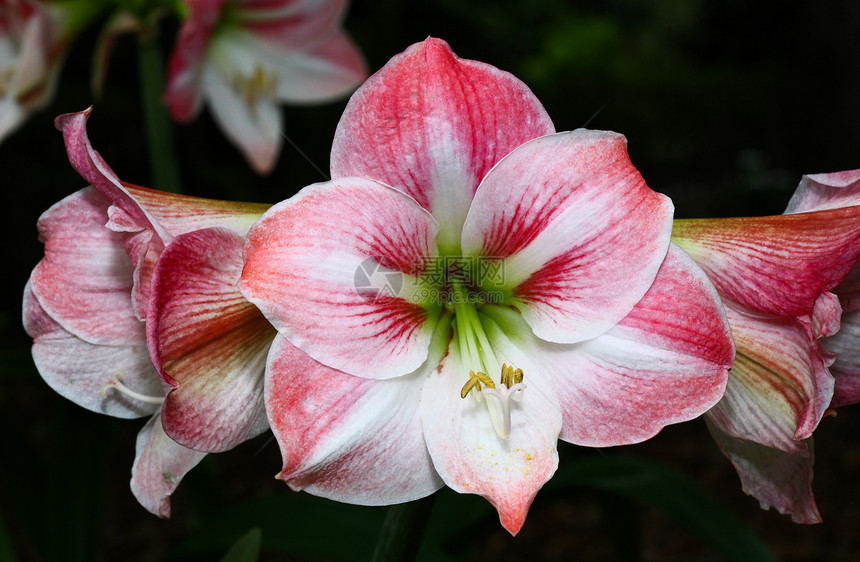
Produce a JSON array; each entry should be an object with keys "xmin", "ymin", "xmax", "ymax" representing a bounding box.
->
[{"xmin": 219, "ymin": 528, "xmax": 261, "ymax": 562}]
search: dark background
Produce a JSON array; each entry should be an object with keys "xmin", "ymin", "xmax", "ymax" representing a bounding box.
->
[{"xmin": 2, "ymin": 0, "xmax": 859, "ymax": 560}]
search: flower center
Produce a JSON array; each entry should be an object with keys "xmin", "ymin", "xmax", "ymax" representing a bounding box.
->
[
  {"xmin": 451, "ymin": 287, "xmax": 526, "ymax": 440},
  {"xmin": 232, "ymin": 63, "xmax": 278, "ymax": 107}
]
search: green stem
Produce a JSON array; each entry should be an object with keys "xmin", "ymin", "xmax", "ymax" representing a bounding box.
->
[
  {"xmin": 137, "ymin": 25, "xmax": 182, "ymax": 193},
  {"xmin": 370, "ymin": 496, "xmax": 436, "ymax": 562}
]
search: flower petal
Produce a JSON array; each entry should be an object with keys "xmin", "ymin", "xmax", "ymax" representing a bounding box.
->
[
  {"xmin": 462, "ymin": 130, "xmax": 673, "ymax": 343},
  {"xmin": 149, "ymin": 228, "xmax": 274, "ymax": 452},
  {"xmin": 28, "ymin": 188, "xmax": 142, "ymax": 345},
  {"xmin": 164, "ymin": 0, "xmax": 225, "ymax": 121},
  {"xmin": 420, "ymin": 321, "xmax": 561, "ymax": 536},
  {"xmin": 706, "ymin": 419, "xmax": 821, "ymax": 524},
  {"xmin": 240, "ymin": 178, "xmax": 439, "ymax": 379},
  {"xmin": 672, "ymin": 210, "xmax": 860, "ymax": 318},
  {"xmin": 235, "ymin": 0, "xmax": 348, "ymax": 49},
  {"xmin": 486, "ymin": 244, "xmax": 732, "ymax": 447},
  {"xmin": 122, "ymin": 183, "xmax": 270, "ymax": 238},
  {"xmin": 201, "ymin": 53, "xmax": 284, "ymax": 174},
  {"xmin": 331, "ymin": 38, "xmax": 554, "ymax": 248},
  {"xmin": 785, "ymin": 168, "xmax": 860, "ymax": 213},
  {"xmin": 130, "ymin": 411, "xmax": 207, "ymax": 518},
  {"xmin": 54, "ymin": 109, "xmax": 172, "ymax": 242},
  {"xmin": 706, "ymin": 305, "xmax": 834, "ymax": 453},
  {"xmin": 824, "ymin": 309, "xmax": 860, "ymax": 407},
  {"xmin": 25, "ymin": 280, "xmax": 162, "ymax": 418},
  {"xmin": 266, "ymin": 334, "xmax": 443, "ymax": 504},
  {"xmin": 266, "ymin": 30, "xmax": 366, "ymax": 103}
]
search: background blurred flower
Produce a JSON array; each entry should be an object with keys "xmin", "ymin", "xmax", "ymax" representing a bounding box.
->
[
  {"xmin": 164, "ymin": 0, "xmax": 367, "ymax": 174},
  {"xmin": 0, "ymin": 0, "xmax": 98, "ymax": 143}
]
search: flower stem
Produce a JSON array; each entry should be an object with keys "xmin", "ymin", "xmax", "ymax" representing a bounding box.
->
[
  {"xmin": 370, "ymin": 496, "xmax": 436, "ymax": 562},
  {"xmin": 137, "ymin": 24, "xmax": 182, "ymax": 193}
]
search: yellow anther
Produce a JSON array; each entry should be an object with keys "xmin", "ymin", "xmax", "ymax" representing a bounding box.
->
[
  {"xmin": 460, "ymin": 369, "xmax": 497, "ymax": 399},
  {"xmin": 500, "ymin": 364, "xmax": 524, "ymax": 388},
  {"xmin": 476, "ymin": 370, "xmax": 496, "ymax": 388},
  {"xmin": 460, "ymin": 373, "xmax": 481, "ymax": 399}
]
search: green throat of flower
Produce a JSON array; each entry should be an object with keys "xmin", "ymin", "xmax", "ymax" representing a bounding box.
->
[{"xmin": 449, "ymin": 284, "xmax": 526, "ymax": 441}]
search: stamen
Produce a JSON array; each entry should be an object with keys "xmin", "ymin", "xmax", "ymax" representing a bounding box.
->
[
  {"xmin": 460, "ymin": 370, "xmax": 496, "ymax": 399},
  {"xmin": 500, "ymin": 364, "xmax": 523, "ymax": 388},
  {"xmin": 101, "ymin": 375, "xmax": 164, "ymax": 405},
  {"xmin": 231, "ymin": 64, "xmax": 278, "ymax": 109},
  {"xmin": 461, "ymin": 364, "xmax": 526, "ymax": 439}
]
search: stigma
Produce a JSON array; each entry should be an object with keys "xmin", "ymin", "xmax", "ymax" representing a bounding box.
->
[{"xmin": 460, "ymin": 363, "xmax": 526, "ymax": 440}]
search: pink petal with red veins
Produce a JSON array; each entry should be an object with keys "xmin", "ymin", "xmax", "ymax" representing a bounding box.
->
[
  {"xmin": 498, "ymin": 244, "xmax": 732, "ymax": 447},
  {"xmin": 149, "ymin": 228, "xmax": 274, "ymax": 452},
  {"xmin": 130, "ymin": 411, "xmax": 207, "ymax": 518},
  {"xmin": 240, "ymin": 178, "xmax": 439, "ymax": 379},
  {"xmin": 266, "ymin": 334, "xmax": 443, "ymax": 504},
  {"xmin": 706, "ymin": 419, "xmax": 821, "ymax": 524},
  {"xmin": 237, "ymin": 0, "xmax": 348, "ymax": 48},
  {"xmin": 164, "ymin": 0, "xmax": 225, "ymax": 121},
  {"xmin": 785, "ymin": 168, "xmax": 860, "ymax": 213},
  {"xmin": 25, "ymin": 280, "xmax": 163, "ymax": 418},
  {"xmin": 672, "ymin": 210, "xmax": 860, "ymax": 318},
  {"xmin": 707, "ymin": 305, "xmax": 834, "ymax": 453},
  {"xmin": 806, "ymin": 292, "xmax": 841, "ymax": 340},
  {"xmin": 462, "ymin": 130, "xmax": 673, "ymax": 344},
  {"xmin": 54, "ymin": 109, "xmax": 172, "ymax": 243},
  {"xmin": 28, "ymin": 188, "xmax": 142, "ymax": 344},
  {"xmin": 824, "ymin": 309, "xmax": 860, "ymax": 407},
  {"xmin": 420, "ymin": 323, "xmax": 561, "ymax": 536},
  {"xmin": 331, "ymin": 38, "xmax": 554, "ymax": 246},
  {"xmin": 121, "ymin": 183, "xmax": 269, "ymax": 238}
]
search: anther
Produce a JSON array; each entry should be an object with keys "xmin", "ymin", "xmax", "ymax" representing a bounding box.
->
[{"xmin": 460, "ymin": 370, "xmax": 496, "ymax": 399}]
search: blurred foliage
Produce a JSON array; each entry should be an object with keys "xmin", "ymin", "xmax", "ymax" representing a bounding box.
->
[{"xmin": 2, "ymin": 0, "xmax": 860, "ymax": 560}]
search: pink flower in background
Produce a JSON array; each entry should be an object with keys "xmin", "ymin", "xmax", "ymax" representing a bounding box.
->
[
  {"xmin": 164, "ymin": 0, "xmax": 367, "ymax": 174},
  {"xmin": 24, "ymin": 109, "xmax": 275, "ymax": 516},
  {"xmin": 0, "ymin": 0, "xmax": 89, "ymax": 143},
  {"xmin": 672, "ymin": 187, "xmax": 860, "ymax": 523},
  {"xmin": 240, "ymin": 39, "xmax": 734, "ymax": 535}
]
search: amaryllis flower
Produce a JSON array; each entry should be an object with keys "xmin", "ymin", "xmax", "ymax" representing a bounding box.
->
[
  {"xmin": 784, "ymin": 169, "xmax": 860, "ymax": 408},
  {"xmin": 239, "ymin": 38, "xmax": 734, "ymax": 535},
  {"xmin": 0, "ymin": 0, "xmax": 97, "ymax": 142},
  {"xmin": 164, "ymin": 0, "xmax": 367, "ymax": 174},
  {"xmin": 23, "ymin": 108, "xmax": 275, "ymax": 516},
  {"xmin": 671, "ymin": 182, "xmax": 860, "ymax": 523}
]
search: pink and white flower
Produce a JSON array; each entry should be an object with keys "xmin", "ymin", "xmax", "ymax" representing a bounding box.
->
[
  {"xmin": 240, "ymin": 39, "xmax": 734, "ymax": 535},
  {"xmin": 24, "ymin": 108, "xmax": 274, "ymax": 516},
  {"xmin": 0, "ymin": 0, "xmax": 94, "ymax": 142},
  {"xmin": 784, "ymin": 169, "xmax": 860, "ymax": 408},
  {"xmin": 164, "ymin": 0, "xmax": 367, "ymax": 174},
  {"xmin": 672, "ymin": 182, "xmax": 860, "ymax": 523}
]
